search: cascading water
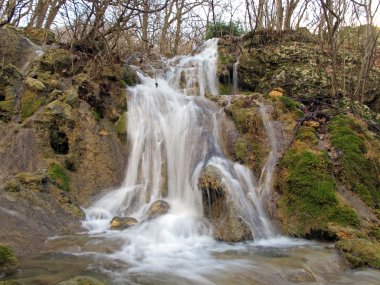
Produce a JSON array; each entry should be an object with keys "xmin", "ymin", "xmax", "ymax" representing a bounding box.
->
[
  {"xmin": 82, "ymin": 38, "xmax": 280, "ymax": 282},
  {"xmin": 233, "ymin": 57, "xmax": 240, "ymax": 95}
]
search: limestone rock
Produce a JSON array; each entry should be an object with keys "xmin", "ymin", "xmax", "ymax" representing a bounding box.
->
[
  {"xmin": 147, "ymin": 200, "xmax": 170, "ymax": 219},
  {"xmin": 24, "ymin": 77, "xmax": 46, "ymax": 92},
  {"xmin": 40, "ymin": 48, "xmax": 75, "ymax": 74},
  {"xmin": 198, "ymin": 165, "xmax": 253, "ymax": 242},
  {"xmin": 269, "ymin": 90, "xmax": 283, "ymax": 98},
  {"xmin": 303, "ymin": 120, "xmax": 320, "ymax": 128},
  {"xmin": 56, "ymin": 276, "xmax": 105, "ymax": 285},
  {"xmin": 110, "ymin": 216, "xmax": 138, "ymax": 230}
]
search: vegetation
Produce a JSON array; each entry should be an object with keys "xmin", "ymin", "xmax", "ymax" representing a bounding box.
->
[
  {"xmin": 329, "ymin": 115, "xmax": 379, "ymax": 208},
  {"xmin": 48, "ymin": 163, "xmax": 70, "ymax": 192},
  {"xmin": 277, "ymin": 126, "xmax": 360, "ymax": 236},
  {"xmin": 0, "ymin": 244, "xmax": 18, "ymax": 271},
  {"xmin": 205, "ymin": 21, "xmax": 244, "ymax": 40},
  {"xmin": 21, "ymin": 90, "xmax": 46, "ymax": 120}
]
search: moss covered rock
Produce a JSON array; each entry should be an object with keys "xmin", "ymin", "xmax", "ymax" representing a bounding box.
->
[
  {"xmin": 40, "ymin": 48, "xmax": 75, "ymax": 74},
  {"xmin": 328, "ymin": 114, "xmax": 379, "ymax": 208},
  {"xmin": 0, "ymin": 245, "xmax": 18, "ymax": 272}
]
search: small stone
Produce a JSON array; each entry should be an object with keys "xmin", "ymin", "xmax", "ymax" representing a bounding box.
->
[
  {"xmin": 24, "ymin": 77, "xmax": 46, "ymax": 92},
  {"xmin": 285, "ymin": 268, "xmax": 316, "ymax": 283},
  {"xmin": 110, "ymin": 217, "xmax": 138, "ymax": 230},
  {"xmin": 98, "ymin": 129, "xmax": 108, "ymax": 136},
  {"xmin": 147, "ymin": 200, "xmax": 170, "ymax": 219},
  {"xmin": 269, "ymin": 90, "xmax": 283, "ymax": 98},
  {"xmin": 303, "ymin": 120, "xmax": 320, "ymax": 128}
]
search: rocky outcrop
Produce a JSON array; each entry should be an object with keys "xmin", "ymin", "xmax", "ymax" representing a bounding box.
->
[
  {"xmin": 147, "ymin": 200, "xmax": 170, "ymax": 219},
  {"xmin": 110, "ymin": 216, "xmax": 138, "ymax": 230},
  {"xmin": 198, "ymin": 165, "xmax": 252, "ymax": 242},
  {"xmin": 0, "ymin": 27, "xmax": 130, "ymax": 256}
]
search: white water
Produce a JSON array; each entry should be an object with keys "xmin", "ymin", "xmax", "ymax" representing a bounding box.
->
[
  {"xmin": 233, "ymin": 57, "xmax": 240, "ymax": 95},
  {"xmin": 82, "ymin": 38, "xmax": 281, "ymax": 283}
]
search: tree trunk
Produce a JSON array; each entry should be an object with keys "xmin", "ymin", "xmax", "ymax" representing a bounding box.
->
[{"xmin": 276, "ymin": 0, "xmax": 283, "ymax": 31}]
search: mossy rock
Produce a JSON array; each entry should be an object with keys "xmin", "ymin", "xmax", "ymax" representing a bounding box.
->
[
  {"xmin": 0, "ymin": 281, "xmax": 24, "ymax": 285},
  {"xmin": 24, "ymin": 77, "xmax": 46, "ymax": 92},
  {"xmin": 0, "ymin": 245, "xmax": 18, "ymax": 272},
  {"xmin": 0, "ymin": 100, "xmax": 14, "ymax": 112},
  {"xmin": 48, "ymin": 163, "xmax": 70, "ymax": 192},
  {"xmin": 21, "ymin": 89, "xmax": 46, "ymax": 120},
  {"xmin": 40, "ymin": 48, "xmax": 75, "ymax": 74},
  {"xmin": 328, "ymin": 115, "xmax": 379, "ymax": 208},
  {"xmin": 57, "ymin": 276, "xmax": 105, "ymax": 285},
  {"xmin": 337, "ymin": 238, "xmax": 380, "ymax": 269},
  {"xmin": 276, "ymin": 124, "xmax": 360, "ymax": 236},
  {"xmin": 115, "ymin": 112, "xmax": 127, "ymax": 140},
  {"xmin": 23, "ymin": 28, "xmax": 56, "ymax": 45}
]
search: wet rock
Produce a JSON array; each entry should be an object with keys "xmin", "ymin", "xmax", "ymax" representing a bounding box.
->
[
  {"xmin": 110, "ymin": 217, "xmax": 138, "ymax": 230},
  {"xmin": 24, "ymin": 77, "xmax": 46, "ymax": 92},
  {"xmin": 56, "ymin": 276, "xmax": 105, "ymax": 285},
  {"xmin": 198, "ymin": 165, "xmax": 253, "ymax": 242},
  {"xmin": 147, "ymin": 200, "xmax": 170, "ymax": 219},
  {"xmin": 285, "ymin": 268, "xmax": 316, "ymax": 283}
]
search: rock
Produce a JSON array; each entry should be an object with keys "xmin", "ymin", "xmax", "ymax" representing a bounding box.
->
[
  {"xmin": 147, "ymin": 200, "xmax": 170, "ymax": 219},
  {"xmin": 198, "ymin": 165, "xmax": 253, "ymax": 242},
  {"xmin": 56, "ymin": 276, "xmax": 105, "ymax": 285},
  {"xmin": 110, "ymin": 217, "xmax": 138, "ymax": 230},
  {"xmin": 269, "ymin": 90, "xmax": 283, "ymax": 98},
  {"xmin": 0, "ymin": 244, "xmax": 18, "ymax": 272},
  {"xmin": 3, "ymin": 179, "xmax": 21, "ymax": 192},
  {"xmin": 40, "ymin": 48, "xmax": 76, "ymax": 74},
  {"xmin": 23, "ymin": 28, "xmax": 56, "ymax": 45},
  {"xmin": 303, "ymin": 120, "xmax": 320, "ymax": 128},
  {"xmin": 24, "ymin": 77, "xmax": 46, "ymax": 92},
  {"xmin": 285, "ymin": 268, "xmax": 316, "ymax": 283}
]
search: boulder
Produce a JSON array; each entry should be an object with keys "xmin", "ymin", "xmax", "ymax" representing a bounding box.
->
[
  {"xmin": 268, "ymin": 90, "xmax": 283, "ymax": 98},
  {"xmin": 110, "ymin": 217, "xmax": 138, "ymax": 230},
  {"xmin": 40, "ymin": 48, "xmax": 75, "ymax": 74},
  {"xmin": 24, "ymin": 77, "xmax": 46, "ymax": 92},
  {"xmin": 147, "ymin": 200, "xmax": 170, "ymax": 219},
  {"xmin": 198, "ymin": 165, "xmax": 253, "ymax": 242},
  {"xmin": 285, "ymin": 268, "xmax": 316, "ymax": 283}
]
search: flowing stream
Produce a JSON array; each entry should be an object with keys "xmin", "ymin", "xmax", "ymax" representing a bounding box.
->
[{"xmin": 4, "ymin": 39, "xmax": 380, "ymax": 285}]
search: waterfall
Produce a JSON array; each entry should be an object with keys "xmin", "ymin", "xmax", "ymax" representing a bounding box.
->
[
  {"xmin": 82, "ymin": 39, "xmax": 279, "ymax": 278},
  {"xmin": 233, "ymin": 57, "xmax": 240, "ymax": 95}
]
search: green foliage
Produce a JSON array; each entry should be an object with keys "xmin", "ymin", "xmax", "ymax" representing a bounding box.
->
[
  {"xmin": 328, "ymin": 115, "xmax": 379, "ymax": 208},
  {"xmin": 21, "ymin": 90, "xmax": 45, "ymax": 120},
  {"xmin": 205, "ymin": 21, "xmax": 244, "ymax": 40},
  {"xmin": 0, "ymin": 100, "xmax": 14, "ymax": 112},
  {"xmin": 122, "ymin": 66, "xmax": 136, "ymax": 86},
  {"xmin": 48, "ymin": 163, "xmax": 70, "ymax": 192},
  {"xmin": 0, "ymin": 245, "xmax": 18, "ymax": 271},
  {"xmin": 219, "ymin": 83, "xmax": 232, "ymax": 95},
  {"xmin": 92, "ymin": 110, "xmax": 100, "ymax": 121}
]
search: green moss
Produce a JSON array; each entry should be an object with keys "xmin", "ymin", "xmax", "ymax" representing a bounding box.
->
[
  {"xmin": 92, "ymin": 110, "xmax": 100, "ymax": 121},
  {"xmin": 279, "ymin": 96, "xmax": 302, "ymax": 111},
  {"xmin": 328, "ymin": 115, "xmax": 379, "ymax": 208},
  {"xmin": 219, "ymin": 83, "xmax": 232, "ymax": 95},
  {"xmin": 279, "ymin": 148, "xmax": 359, "ymax": 235},
  {"xmin": 0, "ymin": 100, "xmax": 14, "ymax": 112},
  {"xmin": 48, "ymin": 163, "xmax": 70, "ymax": 192},
  {"xmin": 21, "ymin": 90, "xmax": 45, "ymax": 120},
  {"xmin": 233, "ymin": 137, "xmax": 248, "ymax": 162},
  {"xmin": 295, "ymin": 126, "xmax": 318, "ymax": 145},
  {"xmin": 115, "ymin": 112, "xmax": 127, "ymax": 140},
  {"xmin": 219, "ymin": 54, "xmax": 234, "ymax": 65},
  {"xmin": 0, "ymin": 245, "xmax": 18, "ymax": 271},
  {"xmin": 337, "ymin": 238, "xmax": 380, "ymax": 269}
]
